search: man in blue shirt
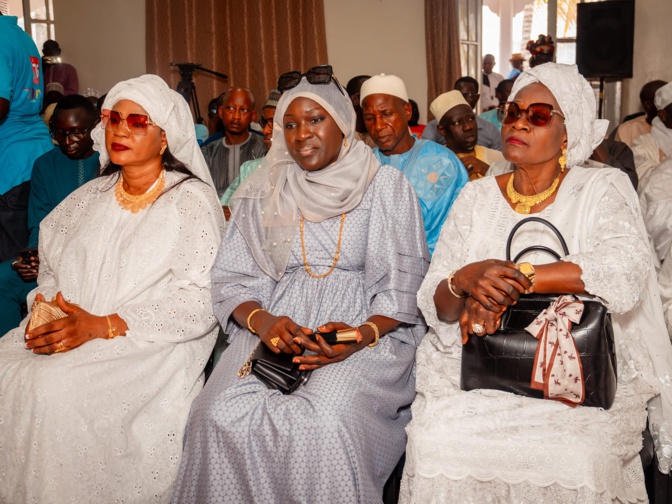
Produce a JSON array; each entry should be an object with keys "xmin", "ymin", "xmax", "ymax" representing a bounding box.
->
[
  {"xmin": 361, "ymin": 74, "xmax": 469, "ymax": 255},
  {"xmin": 0, "ymin": 95, "xmax": 100, "ymax": 335},
  {"xmin": 0, "ymin": 13, "xmax": 54, "ymax": 262}
]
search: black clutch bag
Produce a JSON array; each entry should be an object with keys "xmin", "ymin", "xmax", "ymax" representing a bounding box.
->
[
  {"xmin": 460, "ymin": 217, "xmax": 617, "ymax": 409},
  {"xmin": 238, "ymin": 342, "xmax": 311, "ymax": 395}
]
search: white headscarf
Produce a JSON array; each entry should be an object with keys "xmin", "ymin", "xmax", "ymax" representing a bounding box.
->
[
  {"xmin": 509, "ymin": 63, "xmax": 609, "ymax": 168},
  {"xmin": 92, "ymin": 74, "xmax": 218, "ymax": 193},
  {"xmin": 230, "ymin": 77, "xmax": 380, "ymax": 280}
]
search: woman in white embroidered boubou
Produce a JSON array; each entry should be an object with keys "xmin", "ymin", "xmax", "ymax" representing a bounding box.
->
[
  {"xmin": 0, "ymin": 75, "xmax": 225, "ymax": 503},
  {"xmin": 401, "ymin": 63, "xmax": 672, "ymax": 503}
]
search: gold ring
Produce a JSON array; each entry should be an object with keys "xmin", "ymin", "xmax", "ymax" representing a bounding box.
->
[
  {"xmin": 270, "ymin": 337, "xmax": 280, "ymax": 347},
  {"xmin": 55, "ymin": 341, "xmax": 66, "ymax": 353}
]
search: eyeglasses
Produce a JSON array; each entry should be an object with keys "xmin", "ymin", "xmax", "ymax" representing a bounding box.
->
[
  {"xmin": 50, "ymin": 120, "xmax": 97, "ymax": 143},
  {"xmin": 259, "ymin": 115, "xmax": 275, "ymax": 128},
  {"xmin": 277, "ymin": 65, "xmax": 345, "ymax": 96},
  {"xmin": 101, "ymin": 110, "xmax": 158, "ymax": 136},
  {"xmin": 502, "ymin": 102, "xmax": 565, "ymax": 128}
]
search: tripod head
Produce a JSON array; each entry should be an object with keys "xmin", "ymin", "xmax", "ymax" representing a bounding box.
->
[{"xmin": 170, "ymin": 62, "xmax": 228, "ymax": 122}]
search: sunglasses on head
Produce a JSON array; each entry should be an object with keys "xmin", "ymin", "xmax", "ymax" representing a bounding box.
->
[
  {"xmin": 501, "ymin": 102, "xmax": 565, "ymax": 128},
  {"xmin": 277, "ymin": 65, "xmax": 345, "ymax": 96},
  {"xmin": 101, "ymin": 110, "xmax": 158, "ymax": 136}
]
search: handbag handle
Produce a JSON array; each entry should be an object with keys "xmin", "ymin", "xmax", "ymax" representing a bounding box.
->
[{"xmin": 506, "ymin": 217, "xmax": 570, "ymax": 262}]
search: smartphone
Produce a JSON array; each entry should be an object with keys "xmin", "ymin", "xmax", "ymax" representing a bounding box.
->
[{"xmin": 20, "ymin": 248, "xmax": 39, "ymax": 263}]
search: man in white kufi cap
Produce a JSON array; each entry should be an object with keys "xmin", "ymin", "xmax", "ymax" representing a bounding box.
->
[
  {"xmin": 360, "ymin": 74, "xmax": 469, "ymax": 255},
  {"xmin": 633, "ymin": 82, "xmax": 672, "ymax": 193},
  {"xmin": 430, "ymin": 90, "xmax": 504, "ymax": 180}
]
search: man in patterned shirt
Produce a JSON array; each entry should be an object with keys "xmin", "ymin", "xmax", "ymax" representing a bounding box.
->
[{"xmin": 361, "ymin": 74, "xmax": 469, "ymax": 255}]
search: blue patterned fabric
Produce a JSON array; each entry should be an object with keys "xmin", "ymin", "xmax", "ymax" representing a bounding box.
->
[
  {"xmin": 373, "ymin": 139, "xmax": 468, "ymax": 255},
  {"xmin": 172, "ymin": 165, "xmax": 429, "ymax": 503}
]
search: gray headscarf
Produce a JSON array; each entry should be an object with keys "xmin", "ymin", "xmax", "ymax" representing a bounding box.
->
[
  {"xmin": 509, "ymin": 63, "xmax": 609, "ymax": 168},
  {"xmin": 230, "ymin": 77, "xmax": 380, "ymax": 280}
]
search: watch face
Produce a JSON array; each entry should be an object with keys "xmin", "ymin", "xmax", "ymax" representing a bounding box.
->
[{"xmin": 518, "ymin": 263, "xmax": 535, "ymax": 278}]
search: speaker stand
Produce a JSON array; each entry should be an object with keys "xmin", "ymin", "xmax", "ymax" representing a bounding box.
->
[{"xmin": 598, "ymin": 77, "xmax": 605, "ymax": 119}]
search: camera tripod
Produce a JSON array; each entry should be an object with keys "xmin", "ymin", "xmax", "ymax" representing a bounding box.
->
[{"xmin": 171, "ymin": 62, "xmax": 228, "ymax": 123}]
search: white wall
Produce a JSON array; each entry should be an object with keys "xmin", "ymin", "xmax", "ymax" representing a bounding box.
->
[
  {"xmin": 621, "ymin": 0, "xmax": 672, "ymax": 117},
  {"xmin": 53, "ymin": 0, "xmax": 146, "ymax": 95},
  {"xmin": 323, "ymin": 0, "xmax": 428, "ymax": 122}
]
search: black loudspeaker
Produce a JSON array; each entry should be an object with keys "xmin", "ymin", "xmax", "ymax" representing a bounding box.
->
[{"xmin": 576, "ymin": 0, "xmax": 635, "ymax": 79}]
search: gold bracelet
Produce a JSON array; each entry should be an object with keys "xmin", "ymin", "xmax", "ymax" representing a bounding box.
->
[
  {"xmin": 361, "ymin": 321, "xmax": 380, "ymax": 347},
  {"xmin": 105, "ymin": 315, "xmax": 117, "ymax": 339},
  {"xmin": 447, "ymin": 270, "xmax": 467, "ymax": 299},
  {"xmin": 247, "ymin": 308, "xmax": 267, "ymax": 335}
]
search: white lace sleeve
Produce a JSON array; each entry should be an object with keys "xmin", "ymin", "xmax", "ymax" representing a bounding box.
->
[
  {"xmin": 417, "ymin": 183, "xmax": 477, "ymax": 330},
  {"xmin": 118, "ymin": 184, "xmax": 223, "ymax": 342},
  {"xmin": 564, "ymin": 181, "xmax": 651, "ymax": 314}
]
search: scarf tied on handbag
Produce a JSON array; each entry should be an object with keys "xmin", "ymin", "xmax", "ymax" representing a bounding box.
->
[{"xmin": 526, "ymin": 295, "xmax": 585, "ymax": 406}]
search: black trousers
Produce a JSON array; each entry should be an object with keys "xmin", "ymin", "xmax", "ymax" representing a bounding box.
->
[{"xmin": 0, "ymin": 181, "xmax": 31, "ymax": 263}]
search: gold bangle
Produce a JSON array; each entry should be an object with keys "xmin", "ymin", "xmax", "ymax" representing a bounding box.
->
[
  {"xmin": 362, "ymin": 321, "xmax": 380, "ymax": 347},
  {"xmin": 447, "ymin": 270, "xmax": 467, "ymax": 299},
  {"xmin": 247, "ymin": 308, "xmax": 267, "ymax": 335},
  {"xmin": 105, "ymin": 315, "xmax": 117, "ymax": 339}
]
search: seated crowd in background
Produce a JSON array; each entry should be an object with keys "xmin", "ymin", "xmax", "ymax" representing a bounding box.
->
[{"xmin": 3, "ymin": 15, "xmax": 672, "ymax": 503}]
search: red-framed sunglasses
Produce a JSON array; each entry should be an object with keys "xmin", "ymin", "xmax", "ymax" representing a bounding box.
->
[
  {"xmin": 501, "ymin": 102, "xmax": 565, "ymax": 128},
  {"xmin": 101, "ymin": 110, "xmax": 158, "ymax": 136}
]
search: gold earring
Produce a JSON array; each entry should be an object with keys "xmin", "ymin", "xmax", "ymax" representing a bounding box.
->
[
  {"xmin": 343, "ymin": 137, "xmax": 348, "ymax": 148},
  {"xmin": 559, "ymin": 148, "xmax": 567, "ymax": 172},
  {"xmin": 160, "ymin": 145, "xmax": 167, "ymax": 155}
]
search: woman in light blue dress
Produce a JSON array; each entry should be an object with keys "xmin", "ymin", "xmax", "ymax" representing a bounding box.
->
[{"xmin": 172, "ymin": 70, "xmax": 429, "ymax": 503}]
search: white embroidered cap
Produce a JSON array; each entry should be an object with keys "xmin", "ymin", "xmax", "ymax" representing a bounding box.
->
[
  {"xmin": 360, "ymin": 74, "xmax": 409, "ymax": 105},
  {"xmin": 430, "ymin": 90, "xmax": 470, "ymax": 123}
]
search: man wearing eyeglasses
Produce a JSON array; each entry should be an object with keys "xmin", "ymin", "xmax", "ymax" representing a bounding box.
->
[
  {"xmin": 432, "ymin": 90, "xmax": 504, "ymax": 181},
  {"xmin": 201, "ymin": 87, "xmax": 267, "ymax": 198},
  {"xmin": 361, "ymin": 74, "xmax": 469, "ymax": 256},
  {"xmin": 422, "ymin": 76, "xmax": 502, "ymax": 151},
  {"xmin": 0, "ymin": 94, "xmax": 99, "ymax": 335}
]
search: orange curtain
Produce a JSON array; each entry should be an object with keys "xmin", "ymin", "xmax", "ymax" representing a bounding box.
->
[
  {"xmin": 146, "ymin": 0, "xmax": 328, "ymax": 121},
  {"xmin": 425, "ymin": 0, "xmax": 462, "ymax": 119}
]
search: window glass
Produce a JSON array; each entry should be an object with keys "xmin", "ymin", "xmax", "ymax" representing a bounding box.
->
[{"xmin": 29, "ymin": 0, "xmax": 46, "ymax": 20}]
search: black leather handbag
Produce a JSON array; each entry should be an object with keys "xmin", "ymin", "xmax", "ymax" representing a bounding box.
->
[
  {"xmin": 460, "ymin": 217, "xmax": 617, "ymax": 409},
  {"xmin": 239, "ymin": 342, "xmax": 312, "ymax": 395}
]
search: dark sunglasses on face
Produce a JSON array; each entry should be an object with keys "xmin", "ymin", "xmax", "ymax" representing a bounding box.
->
[
  {"xmin": 277, "ymin": 65, "xmax": 345, "ymax": 96},
  {"xmin": 502, "ymin": 102, "xmax": 565, "ymax": 128},
  {"xmin": 101, "ymin": 109, "xmax": 158, "ymax": 136},
  {"xmin": 50, "ymin": 120, "xmax": 97, "ymax": 143}
]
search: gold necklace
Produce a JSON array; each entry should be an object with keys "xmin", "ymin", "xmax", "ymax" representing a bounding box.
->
[
  {"xmin": 115, "ymin": 170, "xmax": 166, "ymax": 214},
  {"xmin": 506, "ymin": 171, "xmax": 561, "ymax": 214},
  {"xmin": 300, "ymin": 213, "xmax": 346, "ymax": 279}
]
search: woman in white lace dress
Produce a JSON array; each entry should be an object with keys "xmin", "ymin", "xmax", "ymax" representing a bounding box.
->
[
  {"xmin": 401, "ymin": 63, "xmax": 672, "ymax": 503},
  {"xmin": 0, "ymin": 75, "xmax": 225, "ymax": 503}
]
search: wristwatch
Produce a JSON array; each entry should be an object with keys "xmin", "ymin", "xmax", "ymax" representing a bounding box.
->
[{"xmin": 517, "ymin": 262, "xmax": 536, "ymax": 285}]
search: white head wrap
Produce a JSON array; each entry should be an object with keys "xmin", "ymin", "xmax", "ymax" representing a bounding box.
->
[
  {"xmin": 360, "ymin": 74, "xmax": 409, "ymax": 105},
  {"xmin": 92, "ymin": 74, "xmax": 218, "ymax": 193},
  {"xmin": 509, "ymin": 63, "xmax": 609, "ymax": 167},
  {"xmin": 654, "ymin": 82, "xmax": 672, "ymax": 110},
  {"xmin": 430, "ymin": 90, "xmax": 471, "ymax": 123},
  {"xmin": 230, "ymin": 77, "xmax": 380, "ymax": 280}
]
